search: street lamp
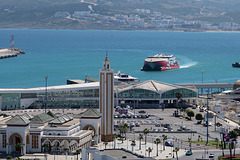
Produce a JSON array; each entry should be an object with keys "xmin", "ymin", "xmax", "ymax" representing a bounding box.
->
[
  {"xmin": 133, "ymin": 85, "xmax": 136, "ymax": 116},
  {"xmin": 201, "ymin": 70, "xmax": 204, "ymax": 95},
  {"xmin": 45, "ymin": 76, "xmax": 48, "ymax": 113},
  {"xmin": 206, "ymin": 90, "xmax": 209, "ymax": 145}
]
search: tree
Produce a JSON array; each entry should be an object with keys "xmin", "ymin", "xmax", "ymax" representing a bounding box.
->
[
  {"xmin": 175, "ymin": 92, "xmax": 182, "ymax": 114},
  {"xmin": 6, "ymin": 155, "xmax": 13, "ymax": 160},
  {"xmin": 15, "ymin": 143, "xmax": 22, "ymax": 154},
  {"xmin": 138, "ymin": 134, "xmax": 143, "ymax": 150},
  {"xmin": 229, "ymin": 130, "xmax": 238, "ymax": 157},
  {"xmin": 123, "ymin": 123, "xmax": 129, "ymax": 139},
  {"xmin": 143, "ymin": 128, "xmax": 149, "ymax": 144},
  {"xmin": 154, "ymin": 138, "xmax": 161, "ymax": 156},
  {"xmin": 103, "ymin": 141, "xmax": 108, "ymax": 149},
  {"xmin": 119, "ymin": 124, "xmax": 126, "ymax": 143},
  {"xmin": 119, "ymin": 123, "xmax": 129, "ymax": 142},
  {"xmin": 146, "ymin": 147, "xmax": 152, "ymax": 157},
  {"xmin": 187, "ymin": 110, "xmax": 195, "ymax": 120},
  {"xmin": 113, "ymin": 133, "xmax": 118, "ymax": 149},
  {"xmin": 162, "ymin": 134, "xmax": 168, "ymax": 150},
  {"xmin": 76, "ymin": 149, "xmax": 81, "ymax": 160},
  {"xmin": 179, "ymin": 100, "xmax": 188, "ymax": 116},
  {"xmin": 174, "ymin": 147, "xmax": 180, "ymax": 160},
  {"xmin": 195, "ymin": 113, "xmax": 203, "ymax": 124},
  {"xmin": 131, "ymin": 140, "xmax": 136, "ymax": 152},
  {"xmin": 233, "ymin": 128, "xmax": 240, "ymax": 136}
]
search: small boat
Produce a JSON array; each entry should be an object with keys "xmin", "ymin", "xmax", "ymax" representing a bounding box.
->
[{"xmin": 232, "ymin": 62, "xmax": 240, "ymax": 68}]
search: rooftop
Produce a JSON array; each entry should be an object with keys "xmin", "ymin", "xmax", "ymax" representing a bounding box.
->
[{"xmin": 81, "ymin": 108, "xmax": 101, "ymax": 118}]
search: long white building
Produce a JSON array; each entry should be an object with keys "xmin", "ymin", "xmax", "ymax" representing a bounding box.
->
[{"xmin": 0, "ymin": 80, "xmax": 198, "ymax": 111}]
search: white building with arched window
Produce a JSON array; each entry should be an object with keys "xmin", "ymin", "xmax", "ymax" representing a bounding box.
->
[{"xmin": 0, "ymin": 108, "xmax": 101, "ymax": 155}]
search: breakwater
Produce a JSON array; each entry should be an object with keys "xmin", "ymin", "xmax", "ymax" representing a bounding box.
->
[{"xmin": 0, "ymin": 48, "xmax": 25, "ymax": 59}]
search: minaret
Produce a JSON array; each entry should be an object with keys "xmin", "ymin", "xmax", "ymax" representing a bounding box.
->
[{"xmin": 99, "ymin": 53, "xmax": 114, "ymax": 142}]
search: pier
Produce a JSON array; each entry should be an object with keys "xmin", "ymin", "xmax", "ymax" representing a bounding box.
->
[
  {"xmin": 0, "ymin": 48, "xmax": 25, "ymax": 59},
  {"xmin": 177, "ymin": 83, "xmax": 234, "ymax": 95}
]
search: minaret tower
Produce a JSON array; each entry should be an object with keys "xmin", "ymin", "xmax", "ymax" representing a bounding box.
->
[{"xmin": 99, "ymin": 53, "xmax": 114, "ymax": 142}]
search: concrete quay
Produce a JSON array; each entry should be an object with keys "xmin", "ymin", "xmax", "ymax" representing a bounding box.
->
[{"xmin": 0, "ymin": 48, "xmax": 25, "ymax": 59}]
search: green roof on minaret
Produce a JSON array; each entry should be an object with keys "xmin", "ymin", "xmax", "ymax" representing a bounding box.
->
[{"xmin": 81, "ymin": 108, "xmax": 101, "ymax": 118}]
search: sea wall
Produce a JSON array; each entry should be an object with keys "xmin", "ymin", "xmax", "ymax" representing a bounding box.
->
[{"xmin": 0, "ymin": 48, "xmax": 25, "ymax": 59}]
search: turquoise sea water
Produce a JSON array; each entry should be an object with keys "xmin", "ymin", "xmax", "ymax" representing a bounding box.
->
[{"xmin": 0, "ymin": 29, "xmax": 240, "ymax": 88}]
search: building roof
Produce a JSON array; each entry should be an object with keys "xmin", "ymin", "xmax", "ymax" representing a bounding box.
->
[
  {"xmin": 116, "ymin": 80, "xmax": 197, "ymax": 93},
  {"xmin": 30, "ymin": 113, "xmax": 54, "ymax": 124},
  {"xmin": 47, "ymin": 111, "xmax": 56, "ymax": 118},
  {"xmin": 50, "ymin": 117, "xmax": 65, "ymax": 124},
  {"xmin": 22, "ymin": 113, "xmax": 34, "ymax": 119},
  {"xmin": 81, "ymin": 108, "xmax": 101, "ymax": 118},
  {"xmin": 49, "ymin": 114, "xmax": 73, "ymax": 124},
  {"xmin": 6, "ymin": 115, "xmax": 30, "ymax": 125},
  {"xmin": 0, "ymin": 82, "xmax": 99, "ymax": 93}
]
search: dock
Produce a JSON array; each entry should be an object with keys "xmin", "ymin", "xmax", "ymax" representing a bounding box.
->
[{"xmin": 0, "ymin": 48, "xmax": 25, "ymax": 59}]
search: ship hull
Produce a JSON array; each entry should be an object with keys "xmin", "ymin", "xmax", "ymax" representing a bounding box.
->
[
  {"xmin": 141, "ymin": 60, "xmax": 179, "ymax": 71},
  {"xmin": 232, "ymin": 63, "xmax": 240, "ymax": 68}
]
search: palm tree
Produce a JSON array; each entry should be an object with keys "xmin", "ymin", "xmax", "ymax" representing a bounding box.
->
[
  {"xmin": 123, "ymin": 123, "xmax": 129, "ymax": 139},
  {"xmin": 146, "ymin": 147, "xmax": 152, "ymax": 157},
  {"xmin": 229, "ymin": 130, "xmax": 238, "ymax": 157},
  {"xmin": 162, "ymin": 134, "xmax": 168, "ymax": 150},
  {"xmin": 103, "ymin": 141, "xmax": 108, "ymax": 149},
  {"xmin": 174, "ymin": 147, "xmax": 180, "ymax": 160},
  {"xmin": 119, "ymin": 123, "xmax": 129, "ymax": 142},
  {"xmin": 175, "ymin": 92, "xmax": 182, "ymax": 114},
  {"xmin": 138, "ymin": 134, "xmax": 143, "ymax": 150},
  {"xmin": 119, "ymin": 125, "xmax": 125, "ymax": 143},
  {"xmin": 76, "ymin": 149, "xmax": 81, "ymax": 160},
  {"xmin": 143, "ymin": 128, "xmax": 149, "ymax": 144},
  {"xmin": 154, "ymin": 138, "xmax": 161, "ymax": 156},
  {"xmin": 113, "ymin": 133, "xmax": 118, "ymax": 149},
  {"xmin": 131, "ymin": 140, "xmax": 136, "ymax": 152}
]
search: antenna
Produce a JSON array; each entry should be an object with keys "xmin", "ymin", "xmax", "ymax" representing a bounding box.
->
[{"xmin": 106, "ymin": 51, "xmax": 108, "ymax": 59}]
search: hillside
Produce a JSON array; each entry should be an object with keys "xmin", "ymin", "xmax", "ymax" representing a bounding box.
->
[{"xmin": 0, "ymin": 0, "xmax": 240, "ymax": 30}]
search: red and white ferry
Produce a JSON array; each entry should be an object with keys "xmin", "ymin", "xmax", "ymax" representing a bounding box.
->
[{"xmin": 141, "ymin": 53, "xmax": 179, "ymax": 71}]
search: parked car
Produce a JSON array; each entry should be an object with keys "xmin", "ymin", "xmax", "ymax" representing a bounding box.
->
[
  {"xmin": 135, "ymin": 123, "xmax": 140, "ymax": 127},
  {"xmin": 155, "ymin": 123, "xmax": 161, "ymax": 127},
  {"xmin": 165, "ymin": 141, "xmax": 174, "ymax": 147},
  {"xmin": 192, "ymin": 105, "xmax": 196, "ymax": 109},
  {"xmin": 185, "ymin": 150, "xmax": 193, "ymax": 156},
  {"xmin": 138, "ymin": 110, "xmax": 146, "ymax": 113},
  {"xmin": 159, "ymin": 117, "xmax": 164, "ymax": 120},
  {"xmin": 209, "ymin": 153, "xmax": 214, "ymax": 158},
  {"xmin": 177, "ymin": 129, "xmax": 182, "ymax": 132},
  {"xmin": 200, "ymin": 108, "xmax": 204, "ymax": 112},
  {"xmin": 180, "ymin": 126, "xmax": 186, "ymax": 130}
]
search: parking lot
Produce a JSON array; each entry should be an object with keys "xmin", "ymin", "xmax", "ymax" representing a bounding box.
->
[{"xmin": 114, "ymin": 107, "xmax": 239, "ymax": 147}]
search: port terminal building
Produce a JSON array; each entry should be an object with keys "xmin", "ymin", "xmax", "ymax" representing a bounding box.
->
[{"xmin": 0, "ymin": 80, "xmax": 198, "ymax": 110}]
